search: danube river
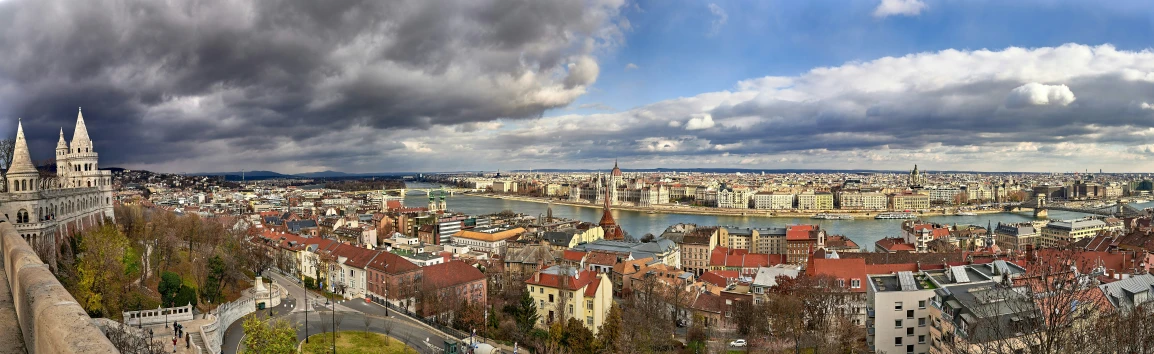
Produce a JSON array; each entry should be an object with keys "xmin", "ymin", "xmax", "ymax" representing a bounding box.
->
[{"xmin": 403, "ymin": 184, "xmax": 1153, "ymax": 250}]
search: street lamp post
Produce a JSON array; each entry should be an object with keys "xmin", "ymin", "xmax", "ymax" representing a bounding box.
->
[
  {"xmin": 305, "ymin": 282, "xmax": 310, "ymax": 343},
  {"xmin": 332, "ymin": 289, "xmax": 337, "ymax": 354}
]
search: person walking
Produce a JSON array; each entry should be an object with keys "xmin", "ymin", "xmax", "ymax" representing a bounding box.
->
[{"xmin": 185, "ymin": 333, "xmax": 190, "ymax": 349}]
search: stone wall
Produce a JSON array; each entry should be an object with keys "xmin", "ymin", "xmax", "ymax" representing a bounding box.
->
[{"xmin": 0, "ymin": 220, "xmax": 117, "ymax": 353}]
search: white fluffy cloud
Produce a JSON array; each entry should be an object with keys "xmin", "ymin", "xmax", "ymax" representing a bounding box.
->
[
  {"xmin": 625, "ymin": 63, "xmax": 639, "ymax": 70},
  {"xmin": 873, "ymin": 0, "xmax": 926, "ymax": 18},
  {"xmin": 414, "ymin": 44, "xmax": 1154, "ymax": 173},
  {"xmin": 1005, "ymin": 83, "xmax": 1077, "ymax": 108},
  {"xmin": 684, "ymin": 114, "xmax": 716, "ymax": 130}
]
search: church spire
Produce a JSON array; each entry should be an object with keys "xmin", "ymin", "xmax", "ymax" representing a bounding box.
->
[
  {"xmin": 56, "ymin": 128, "xmax": 68, "ymax": 151},
  {"xmin": 8, "ymin": 118, "xmax": 37, "ymax": 175},
  {"xmin": 71, "ymin": 107, "xmax": 92, "ymax": 149}
]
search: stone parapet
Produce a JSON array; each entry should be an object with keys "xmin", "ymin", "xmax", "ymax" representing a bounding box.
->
[{"xmin": 0, "ymin": 220, "xmax": 117, "ymax": 353}]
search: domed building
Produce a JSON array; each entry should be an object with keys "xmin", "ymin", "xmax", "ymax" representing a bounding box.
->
[{"xmin": 1, "ymin": 109, "xmax": 115, "ymax": 265}]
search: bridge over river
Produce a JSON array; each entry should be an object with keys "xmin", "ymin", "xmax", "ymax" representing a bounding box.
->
[{"xmin": 1005, "ymin": 196, "xmax": 1149, "ymax": 219}]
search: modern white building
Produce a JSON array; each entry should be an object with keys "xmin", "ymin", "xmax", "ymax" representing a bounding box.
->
[{"xmin": 867, "ymin": 271, "xmax": 936, "ymax": 354}]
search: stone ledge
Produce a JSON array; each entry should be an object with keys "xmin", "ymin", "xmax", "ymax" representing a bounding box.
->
[{"xmin": 1, "ymin": 221, "xmax": 117, "ymax": 353}]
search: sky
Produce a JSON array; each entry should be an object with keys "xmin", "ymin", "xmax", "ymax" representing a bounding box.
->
[{"xmin": 2, "ymin": 0, "xmax": 1154, "ymax": 174}]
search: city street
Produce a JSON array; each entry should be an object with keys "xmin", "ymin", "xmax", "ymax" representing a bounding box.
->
[{"xmin": 222, "ymin": 271, "xmax": 453, "ymax": 353}]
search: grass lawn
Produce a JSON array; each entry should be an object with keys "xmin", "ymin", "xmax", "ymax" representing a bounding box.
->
[{"xmin": 301, "ymin": 331, "xmax": 413, "ymax": 354}]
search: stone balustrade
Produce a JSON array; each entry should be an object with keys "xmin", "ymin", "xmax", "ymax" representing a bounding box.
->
[
  {"xmin": 0, "ymin": 220, "xmax": 117, "ymax": 353},
  {"xmin": 122, "ymin": 304, "xmax": 195, "ymax": 327}
]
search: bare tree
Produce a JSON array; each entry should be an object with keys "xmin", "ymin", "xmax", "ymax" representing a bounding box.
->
[
  {"xmin": 0, "ymin": 138, "xmax": 14, "ymax": 173},
  {"xmin": 103, "ymin": 323, "xmax": 168, "ymax": 354}
]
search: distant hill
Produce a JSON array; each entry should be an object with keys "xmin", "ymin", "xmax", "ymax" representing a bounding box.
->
[
  {"xmin": 294, "ymin": 170, "xmax": 352, "ymax": 178},
  {"xmin": 189, "ymin": 170, "xmax": 291, "ymax": 178}
]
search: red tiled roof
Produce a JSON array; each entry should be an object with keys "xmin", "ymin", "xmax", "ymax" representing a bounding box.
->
[
  {"xmin": 525, "ymin": 269, "xmax": 600, "ymax": 291},
  {"xmin": 385, "ymin": 200, "xmax": 403, "ymax": 210},
  {"xmin": 786, "ymin": 225, "xmax": 816, "ymax": 241},
  {"xmin": 422, "ymin": 261, "xmax": 485, "ymax": 288},
  {"xmin": 691, "ymin": 292, "xmax": 724, "ymax": 313},
  {"xmin": 709, "ymin": 248, "xmax": 784, "ymax": 268},
  {"xmin": 562, "ymin": 250, "xmax": 587, "ymax": 262},
  {"xmin": 699, "ymin": 270, "xmax": 741, "ymax": 287},
  {"xmin": 875, "ymin": 237, "xmax": 916, "ymax": 252},
  {"xmin": 586, "ymin": 251, "xmax": 618, "ymax": 266},
  {"xmin": 583, "ymin": 277, "xmax": 602, "ymax": 297},
  {"xmin": 806, "ymin": 258, "xmax": 867, "ymax": 292},
  {"xmin": 365, "ymin": 251, "xmax": 420, "ymax": 274}
]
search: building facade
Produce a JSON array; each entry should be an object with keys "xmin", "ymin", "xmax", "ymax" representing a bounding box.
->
[{"xmin": 0, "ymin": 110, "xmax": 115, "ymax": 266}]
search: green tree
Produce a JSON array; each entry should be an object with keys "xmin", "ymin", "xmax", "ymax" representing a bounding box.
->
[
  {"xmin": 158, "ymin": 271, "xmax": 182, "ymax": 307},
  {"xmin": 200, "ymin": 255, "xmax": 226, "ymax": 303},
  {"xmin": 72, "ymin": 223, "xmax": 130, "ymax": 318},
  {"xmin": 241, "ymin": 317, "xmax": 297, "ymax": 354},
  {"xmin": 514, "ymin": 291, "xmax": 540, "ymax": 334},
  {"xmin": 174, "ymin": 284, "xmax": 198, "ymax": 307},
  {"xmin": 564, "ymin": 318, "xmax": 597, "ymax": 354},
  {"xmin": 597, "ymin": 303, "xmax": 623, "ymax": 354}
]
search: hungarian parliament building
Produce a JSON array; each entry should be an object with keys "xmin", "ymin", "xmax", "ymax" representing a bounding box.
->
[
  {"xmin": 1, "ymin": 109, "xmax": 115, "ymax": 264},
  {"xmin": 568, "ymin": 161, "xmax": 671, "ymax": 207}
]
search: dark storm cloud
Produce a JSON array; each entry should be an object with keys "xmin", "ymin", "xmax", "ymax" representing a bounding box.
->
[{"xmin": 0, "ymin": 0, "xmax": 624, "ymax": 170}]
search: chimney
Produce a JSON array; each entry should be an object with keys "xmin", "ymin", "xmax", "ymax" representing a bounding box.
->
[{"xmin": 534, "ymin": 271, "xmax": 540, "ymax": 283}]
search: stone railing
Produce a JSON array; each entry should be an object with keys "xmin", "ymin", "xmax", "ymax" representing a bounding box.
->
[
  {"xmin": 122, "ymin": 303, "xmax": 195, "ymax": 327},
  {"xmin": 0, "ymin": 220, "xmax": 117, "ymax": 353}
]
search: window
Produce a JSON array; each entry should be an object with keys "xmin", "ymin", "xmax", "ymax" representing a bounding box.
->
[
  {"xmin": 918, "ymin": 335, "xmax": 926, "ymax": 344},
  {"xmin": 549, "ymin": 294, "xmax": 554, "ymax": 303},
  {"xmin": 906, "ymin": 327, "xmax": 914, "ymax": 336},
  {"xmin": 539, "ymin": 300, "xmax": 544, "ymax": 308},
  {"xmin": 569, "ymin": 304, "xmax": 574, "ymax": 314},
  {"xmin": 907, "ymin": 310, "xmax": 914, "ymax": 319},
  {"xmin": 918, "ymin": 300, "xmax": 926, "ymax": 309},
  {"xmin": 895, "ymin": 337, "xmax": 902, "ymax": 346},
  {"xmin": 906, "ymin": 344, "xmax": 914, "ymax": 354},
  {"xmin": 587, "ymin": 316, "xmax": 593, "ymax": 327},
  {"xmin": 895, "ymin": 319, "xmax": 902, "ymax": 328},
  {"xmin": 837, "ymin": 279, "xmax": 845, "ymax": 288},
  {"xmin": 587, "ymin": 300, "xmax": 593, "ymax": 310},
  {"xmin": 530, "ymin": 286, "xmax": 534, "ymax": 292},
  {"xmin": 918, "ymin": 318, "xmax": 926, "ymax": 327},
  {"xmin": 851, "ymin": 279, "xmax": 861, "ymax": 288},
  {"xmin": 895, "ymin": 302, "xmax": 903, "ymax": 311}
]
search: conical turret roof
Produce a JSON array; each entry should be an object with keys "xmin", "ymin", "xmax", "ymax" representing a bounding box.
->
[
  {"xmin": 56, "ymin": 128, "xmax": 68, "ymax": 150},
  {"xmin": 71, "ymin": 108, "xmax": 91, "ymax": 146},
  {"xmin": 8, "ymin": 119, "xmax": 38, "ymax": 175}
]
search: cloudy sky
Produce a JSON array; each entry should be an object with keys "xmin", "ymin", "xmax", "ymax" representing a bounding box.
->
[{"xmin": 2, "ymin": 0, "xmax": 1154, "ymax": 174}]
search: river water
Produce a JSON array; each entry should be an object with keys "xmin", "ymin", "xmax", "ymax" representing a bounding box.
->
[{"xmin": 402, "ymin": 183, "xmax": 1153, "ymax": 250}]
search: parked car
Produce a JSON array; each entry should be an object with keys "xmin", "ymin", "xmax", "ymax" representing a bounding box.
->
[{"xmin": 729, "ymin": 339, "xmax": 747, "ymax": 347}]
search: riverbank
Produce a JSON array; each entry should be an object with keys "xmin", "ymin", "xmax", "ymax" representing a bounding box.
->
[{"xmin": 466, "ymin": 193, "xmax": 1012, "ymax": 219}]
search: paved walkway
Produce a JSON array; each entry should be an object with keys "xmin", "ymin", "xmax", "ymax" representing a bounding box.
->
[
  {"xmin": 0, "ymin": 250, "xmax": 26, "ymax": 354},
  {"xmin": 140, "ymin": 319, "xmax": 207, "ymax": 354}
]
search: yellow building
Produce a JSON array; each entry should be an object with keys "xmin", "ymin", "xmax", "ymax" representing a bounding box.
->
[
  {"xmin": 525, "ymin": 266, "xmax": 614, "ymax": 333},
  {"xmin": 891, "ymin": 192, "xmax": 930, "ymax": 211}
]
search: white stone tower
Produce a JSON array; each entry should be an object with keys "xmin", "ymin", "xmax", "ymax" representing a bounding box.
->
[
  {"xmin": 7, "ymin": 119, "xmax": 40, "ymax": 195},
  {"xmin": 58, "ymin": 108, "xmax": 101, "ymax": 189}
]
